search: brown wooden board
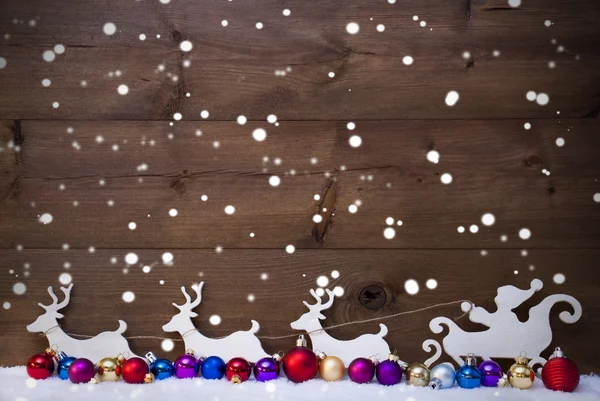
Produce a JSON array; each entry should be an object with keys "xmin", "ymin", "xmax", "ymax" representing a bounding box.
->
[
  {"xmin": 0, "ymin": 0, "xmax": 599, "ymax": 119},
  {"xmin": 1, "ymin": 120, "xmax": 599, "ymax": 249},
  {"xmin": 0, "ymin": 249, "xmax": 597, "ymax": 371}
]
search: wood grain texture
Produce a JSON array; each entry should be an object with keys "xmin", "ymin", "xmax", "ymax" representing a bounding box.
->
[
  {"xmin": 1, "ymin": 119, "xmax": 599, "ymax": 249},
  {"xmin": 0, "ymin": 0, "xmax": 599, "ymax": 119},
  {"xmin": 0, "ymin": 249, "xmax": 598, "ymax": 371}
]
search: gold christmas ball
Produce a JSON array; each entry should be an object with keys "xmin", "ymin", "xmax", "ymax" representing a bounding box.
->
[
  {"xmin": 144, "ymin": 373, "xmax": 155, "ymax": 384},
  {"xmin": 95, "ymin": 357, "xmax": 122, "ymax": 382},
  {"xmin": 406, "ymin": 363, "xmax": 431, "ymax": 387},
  {"xmin": 319, "ymin": 355, "xmax": 345, "ymax": 382},
  {"xmin": 507, "ymin": 356, "xmax": 535, "ymax": 390}
]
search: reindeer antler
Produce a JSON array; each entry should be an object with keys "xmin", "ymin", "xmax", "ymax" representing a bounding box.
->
[
  {"xmin": 40, "ymin": 283, "xmax": 73, "ymax": 310},
  {"xmin": 173, "ymin": 282, "xmax": 204, "ymax": 310},
  {"xmin": 304, "ymin": 289, "xmax": 335, "ymax": 312}
]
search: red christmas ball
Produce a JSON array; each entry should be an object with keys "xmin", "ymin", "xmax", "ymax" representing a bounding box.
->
[
  {"xmin": 225, "ymin": 357, "xmax": 251, "ymax": 383},
  {"xmin": 282, "ymin": 346, "xmax": 319, "ymax": 383},
  {"xmin": 26, "ymin": 352, "xmax": 55, "ymax": 380},
  {"xmin": 542, "ymin": 348, "xmax": 579, "ymax": 392},
  {"xmin": 121, "ymin": 357, "xmax": 150, "ymax": 384}
]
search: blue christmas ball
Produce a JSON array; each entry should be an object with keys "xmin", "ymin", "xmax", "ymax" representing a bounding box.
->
[
  {"xmin": 201, "ymin": 356, "xmax": 226, "ymax": 380},
  {"xmin": 57, "ymin": 356, "xmax": 76, "ymax": 380},
  {"xmin": 150, "ymin": 358, "xmax": 175, "ymax": 381},
  {"xmin": 429, "ymin": 363, "xmax": 456, "ymax": 389},
  {"xmin": 456, "ymin": 364, "xmax": 481, "ymax": 389}
]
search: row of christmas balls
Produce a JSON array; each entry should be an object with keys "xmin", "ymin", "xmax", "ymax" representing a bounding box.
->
[{"xmin": 26, "ymin": 336, "xmax": 579, "ymax": 392}]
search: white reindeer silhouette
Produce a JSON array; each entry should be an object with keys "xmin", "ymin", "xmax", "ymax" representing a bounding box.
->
[
  {"xmin": 27, "ymin": 283, "xmax": 135, "ymax": 363},
  {"xmin": 162, "ymin": 282, "xmax": 269, "ymax": 363},
  {"xmin": 290, "ymin": 289, "xmax": 390, "ymax": 366}
]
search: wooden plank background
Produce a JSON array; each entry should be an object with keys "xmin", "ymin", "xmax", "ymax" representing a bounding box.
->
[{"xmin": 1, "ymin": 0, "xmax": 599, "ymax": 372}]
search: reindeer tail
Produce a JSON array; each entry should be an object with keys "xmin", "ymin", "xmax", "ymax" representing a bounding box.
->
[
  {"xmin": 248, "ymin": 320, "xmax": 260, "ymax": 334},
  {"xmin": 429, "ymin": 317, "xmax": 460, "ymax": 335},
  {"xmin": 115, "ymin": 320, "xmax": 127, "ymax": 334},
  {"xmin": 377, "ymin": 323, "xmax": 388, "ymax": 337}
]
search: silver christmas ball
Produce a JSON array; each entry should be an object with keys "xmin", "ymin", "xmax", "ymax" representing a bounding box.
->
[{"xmin": 429, "ymin": 363, "xmax": 456, "ymax": 390}]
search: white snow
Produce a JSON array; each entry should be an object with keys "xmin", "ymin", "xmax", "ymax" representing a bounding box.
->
[{"xmin": 1, "ymin": 368, "xmax": 599, "ymax": 401}]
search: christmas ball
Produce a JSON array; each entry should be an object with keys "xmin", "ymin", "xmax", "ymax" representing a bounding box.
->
[
  {"xmin": 542, "ymin": 347, "xmax": 579, "ymax": 392},
  {"xmin": 429, "ymin": 363, "xmax": 456, "ymax": 389},
  {"xmin": 456, "ymin": 354, "xmax": 481, "ymax": 389},
  {"xmin": 375, "ymin": 353, "xmax": 404, "ymax": 386},
  {"xmin": 348, "ymin": 357, "xmax": 377, "ymax": 384},
  {"xmin": 201, "ymin": 356, "xmax": 226, "ymax": 380},
  {"xmin": 254, "ymin": 354, "xmax": 281, "ymax": 382},
  {"xmin": 174, "ymin": 352, "xmax": 199, "ymax": 379},
  {"xmin": 479, "ymin": 360, "xmax": 503, "ymax": 387},
  {"xmin": 121, "ymin": 357, "xmax": 150, "ymax": 384},
  {"xmin": 282, "ymin": 335, "xmax": 319, "ymax": 383},
  {"xmin": 225, "ymin": 357, "xmax": 251, "ymax": 384},
  {"xmin": 68, "ymin": 358, "xmax": 96, "ymax": 383},
  {"xmin": 96, "ymin": 356, "xmax": 124, "ymax": 382},
  {"xmin": 507, "ymin": 355, "xmax": 534, "ymax": 390},
  {"xmin": 26, "ymin": 349, "xmax": 56, "ymax": 380},
  {"xmin": 406, "ymin": 362, "xmax": 430, "ymax": 387},
  {"xmin": 146, "ymin": 352, "xmax": 174, "ymax": 381},
  {"xmin": 57, "ymin": 356, "xmax": 76, "ymax": 380},
  {"xmin": 317, "ymin": 352, "xmax": 345, "ymax": 382}
]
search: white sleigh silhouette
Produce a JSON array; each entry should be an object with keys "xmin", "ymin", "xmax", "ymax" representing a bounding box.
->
[
  {"xmin": 163, "ymin": 282, "xmax": 269, "ymax": 363},
  {"xmin": 290, "ymin": 289, "xmax": 391, "ymax": 366},
  {"xmin": 424, "ymin": 279, "xmax": 582, "ymax": 370},
  {"xmin": 27, "ymin": 283, "xmax": 136, "ymax": 363}
]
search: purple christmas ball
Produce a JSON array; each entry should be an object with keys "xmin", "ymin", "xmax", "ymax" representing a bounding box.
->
[
  {"xmin": 174, "ymin": 353, "xmax": 199, "ymax": 379},
  {"xmin": 348, "ymin": 358, "xmax": 376, "ymax": 384},
  {"xmin": 253, "ymin": 356, "xmax": 280, "ymax": 382},
  {"xmin": 376, "ymin": 360, "xmax": 403, "ymax": 386},
  {"xmin": 67, "ymin": 358, "xmax": 95, "ymax": 384},
  {"xmin": 479, "ymin": 360, "xmax": 503, "ymax": 387}
]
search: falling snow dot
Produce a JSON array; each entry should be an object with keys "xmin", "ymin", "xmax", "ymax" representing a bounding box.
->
[
  {"xmin": 348, "ymin": 204, "xmax": 358, "ymax": 214},
  {"xmin": 526, "ymin": 91, "xmax": 537, "ymax": 101},
  {"xmin": 313, "ymin": 214, "xmax": 323, "ymax": 223},
  {"xmin": 252, "ymin": 128, "xmax": 267, "ymax": 142},
  {"xmin": 179, "ymin": 40, "xmax": 193, "ymax": 52},
  {"xmin": 316, "ymin": 276, "xmax": 329, "ymax": 287},
  {"xmin": 59, "ymin": 272, "xmax": 72, "ymax": 285},
  {"xmin": 333, "ymin": 286, "xmax": 345, "ymax": 297},
  {"xmin": 349, "ymin": 135, "xmax": 362, "ymax": 148},
  {"xmin": 403, "ymin": 56, "xmax": 414, "ymax": 66},
  {"xmin": 43, "ymin": 50, "xmax": 56, "ymax": 62},
  {"xmin": 39, "ymin": 213, "xmax": 53, "ymax": 224},
  {"xmin": 555, "ymin": 137, "xmax": 565, "ymax": 147},
  {"xmin": 508, "ymin": 0, "xmax": 521, "ymax": 7},
  {"xmin": 536, "ymin": 93, "xmax": 550, "ymax": 106},
  {"xmin": 209, "ymin": 315, "xmax": 221, "ymax": 325},
  {"xmin": 122, "ymin": 291, "xmax": 135, "ymax": 303},
  {"xmin": 440, "ymin": 173, "xmax": 453, "ymax": 184},
  {"xmin": 42, "ymin": 78, "xmax": 51, "ymax": 87},
  {"xmin": 470, "ymin": 224, "xmax": 479, "ymax": 233},
  {"xmin": 346, "ymin": 22, "xmax": 360, "ymax": 34},
  {"xmin": 13, "ymin": 282, "xmax": 27, "ymax": 295},
  {"xmin": 200, "ymin": 110, "xmax": 209, "ymax": 119},
  {"xmin": 524, "ymin": 122, "xmax": 531, "ymax": 130},
  {"xmin": 139, "ymin": 34, "xmax": 146, "ymax": 41},
  {"xmin": 117, "ymin": 84, "xmax": 129, "ymax": 95},
  {"xmin": 256, "ymin": 22, "xmax": 264, "ymax": 29},
  {"xmin": 267, "ymin": 114, "xmax": 277, "ymax": 123},
  {"xmin": 553, "ymin": 273, "xmax": 566, "ymax": 285},
  {"xmin": 142, "ymin": 265, "xmax": 151, "ymax": 273},
  {"xmin": 3, "ymin": 302, "xmax": 10, "ymax": 310},
  {"xmin": 54, "ymin": 44, "xmax": 65, "ymax": 54},
  {"xmin": 481, "ymin": 213, "xmax": 496, "ymax": 226},
  {"xmin": 285, "ymin": 244, "xmax": 295, "ymax": 254},
  {"xmin": 404, "ymin": 279, "xmax": 419, "ymax": 295},
  {"xmin": 224, "ymin": 205, "xmax": 235, "ymax": 215},
  {"xmin": 103, "ymin": 22, "xmax": 117, "ymax": 36},
  {"xmin": 385, "ymin": 217, "xmax": 394, "ymax": 226},
  {"xmin": 52, "ymin": 102, "xmax": 60, "ymax": 109},
  {"xmin": 519, "ymin": 228, "xmax": 532, "ymax": 240},
  {"xmin": 328, "ymin": 72, "xmax": 335, "ymax": 78},
  {"xmin": 0, "ymin": 57, "xmax": 6, "ymax": 69},
  {"xmin": 125, "ymin": 253, "xmax": 138, "ymax": 265},
  {"xmin": 420, "ymin": 21, "xmax": 426, "ymax": 27},
  {"xmin": 426, "ymin": 150, "xmax": 440, "ymax": 164},
  {"xmin": 383, "ymin": 227, "xmax": 396, "ymax": 240},
  {"xmin": 173, "ymin": 112, "xmax": 182, "ymax": 121},
  {"xmin": 161, "ymin": 339, "xmax": 174, "ymax": 352},
  {"xmin": 162, "ymin": 252, "xmax": 174, "ymax": 264},
  {"xmin": 377, "ymin": 24, "xmax": 385, "ymax": 32},
  {"xmin": 169, "ymin": 208, "xmax": 178, "ymax": 217},
  {"xmin": 426, "ymin": 279, "xmax": 438, "ymax": 290},
  {"xmin": 283, "ymin": 9, "xmax": 291, "ymax": 16},
  {"xmin": 269, "ymin": 175, "xmax": 281, "ymax": 187},
  {"xmin": 331, "ymin": 270, "xmax": 340, "ymax": 279},
  {"xmin": 544, "ymin": 20, "xmax": 552, "ymax": 27},
  {"xmin": 445, "ymin": 91, "xmax": 459, "ymax": 106},
  {"xmin": 594, "ymin": 193, "xmax": 600, "ymax": 203},
  {"xmin": 201, "ymin": 195, "xmax": 208, "ymax": 201},
  {"xmin": 347, "ymin": 122, "xmax": 356, "ymax": 130},
  {"xmin": 457, "ymin": 226, "xmax": 465, "ymax": 233}
]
